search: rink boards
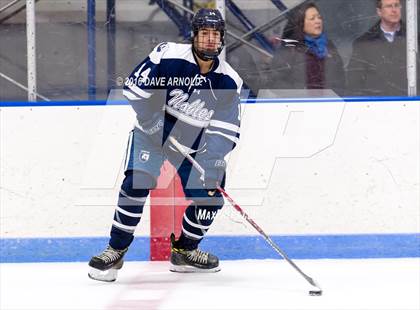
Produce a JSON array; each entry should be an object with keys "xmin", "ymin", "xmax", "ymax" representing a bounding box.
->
[{"xmin": 0, "ymin": 97, "xmax": 419, "ymax": 262}]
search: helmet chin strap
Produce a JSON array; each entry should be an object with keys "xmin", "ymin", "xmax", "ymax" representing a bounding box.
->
[{"xmin": 192, "ymin": 44, "xmax": 218, "ymax": 62}]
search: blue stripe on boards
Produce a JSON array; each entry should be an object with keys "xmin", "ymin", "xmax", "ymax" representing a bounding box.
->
[
  {"xmin": 0, "ymin": 237, "xmax": 150, "ymax": 263},
  {"xmin": 1, "ymin": 96, "xmax": 419, "ymax": 107},
  {"xmin": 200, "ymin": 234, "xmax": 420, "ymax": 260},
  {"xmin": 1, "ymin": 234, "xmax": 418, "ymax": 263},
  {"xmin": 244, "ymin": 96, "xmax": 420, "ymax": 103},
  {"xmin": 0, "ymin": 100, "xmax": 128, "ymax": 107}
]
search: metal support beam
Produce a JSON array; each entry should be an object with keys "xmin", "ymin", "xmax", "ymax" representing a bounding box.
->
[
  {"xmin": 87, "ymin": 0, "xmax": 96, "ymax": 100},
  {"xmin": 183, "ymin": 0, "xmax": 192, "ymax": 19},
  {"xmin": 216, "ymin": 0, "xmax": 226, "ymax": 60},
  {"xmin": 164, "ymin": 0, "xmax": 272, "ymax": 58},
  {"xmin": 154, "ymin": 0, "xmax": 191, "ymax": 39},
  {"xmin": 0, "ymin": 0, "xmax": 40, "ymax": 24},
  {"xmin": 107, "ymin": 0, "xmax": 116, "ymax": 93},
  {"xmin": 225, "ymin": 0, "xmax": 274, "ymax": 53},
  {"xmin": 226, "ymin": 2, "xmax": 300, "ymax": 53},
  {"xmin": 0, "ymin": 72, "xmax": 50, "ymax": 101},
  {"xmin": 270, "ymin": 0, "xmax": 287, "ymax": 11},
  {"xmin": 0, "ymin": 0, "xmax": 20, "ymax": 13},
  {"xmin": 406, "ymin": 0, "xmax": 418, "ymax": 96},
  {"xmin": 26, "ymin": 0, "xmax": 36, "ymax": 102}
]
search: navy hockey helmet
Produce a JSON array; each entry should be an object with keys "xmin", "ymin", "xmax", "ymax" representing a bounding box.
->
[{"xmin": 191, "ymin": 8, "xmax": 225, "ymax": 61}]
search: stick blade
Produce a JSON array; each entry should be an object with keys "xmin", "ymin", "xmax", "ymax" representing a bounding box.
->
[{"xmin": 309, "ymin": 289, "xmax": 323, "ymax": 296}]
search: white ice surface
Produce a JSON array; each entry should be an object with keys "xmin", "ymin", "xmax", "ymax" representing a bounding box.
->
[{"xmin": 1, "ymin": 258, "xmax": 419, "ymax": 310}]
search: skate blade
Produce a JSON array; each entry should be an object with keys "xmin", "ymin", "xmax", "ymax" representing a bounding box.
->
[
  {"xmin": 169, "ymin": 263, "xmax": 221, "ymax": 273},
  {"xmin": 88, "ymin": 267, "xmax": 118, "ymax": 282}
]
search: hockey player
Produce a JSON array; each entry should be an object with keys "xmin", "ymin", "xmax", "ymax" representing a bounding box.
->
[{"xmin": 88, "ymin": 8, "xmax": 243, "ymax": 282}]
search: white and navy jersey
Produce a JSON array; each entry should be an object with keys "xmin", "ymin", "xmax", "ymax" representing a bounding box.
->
[{"xmin": 123, "ymin": 42, "xmax": 243, "ymax": 159}]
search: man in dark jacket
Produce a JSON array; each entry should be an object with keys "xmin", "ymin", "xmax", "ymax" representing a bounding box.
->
[{"xmin": 347, "ymin": 0, "xmax": 419, "ymax": 97}]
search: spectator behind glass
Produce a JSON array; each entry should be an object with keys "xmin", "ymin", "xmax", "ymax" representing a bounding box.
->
[
  {"xmin": 265, "ymin": 2, "xmax": 345, "ymax": 96},
  {"xmin": 347, "ymin": 0, "xmax": 419, "ymax": 97}
]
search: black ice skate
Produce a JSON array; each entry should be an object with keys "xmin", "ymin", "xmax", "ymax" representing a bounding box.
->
[
  {"xmin": 88, "ymin": 245, "xmax": 128, "ymax": 282},
  {"xmin": 169, "ymin": 233, "xmax": 220, "ymax": 273}
]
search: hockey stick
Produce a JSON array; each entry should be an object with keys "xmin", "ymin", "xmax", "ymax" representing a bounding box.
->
[{"xmin": 168, "ymin": 136, "xmax": 323, "ymax": 296}]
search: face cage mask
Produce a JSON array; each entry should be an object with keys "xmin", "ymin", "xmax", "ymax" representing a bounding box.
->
[{"xmin": 192, "ymin": 29, "xmax": 225, "ymax": 61}]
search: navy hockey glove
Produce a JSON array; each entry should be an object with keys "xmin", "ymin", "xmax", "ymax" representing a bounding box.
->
[
  {"xmin": 138, "ymin": 112, "xmax": 164, "ymax": 146},
  {"xmin": 202, "ymin": 159, "xmax": 226, "ymax": 191}
]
